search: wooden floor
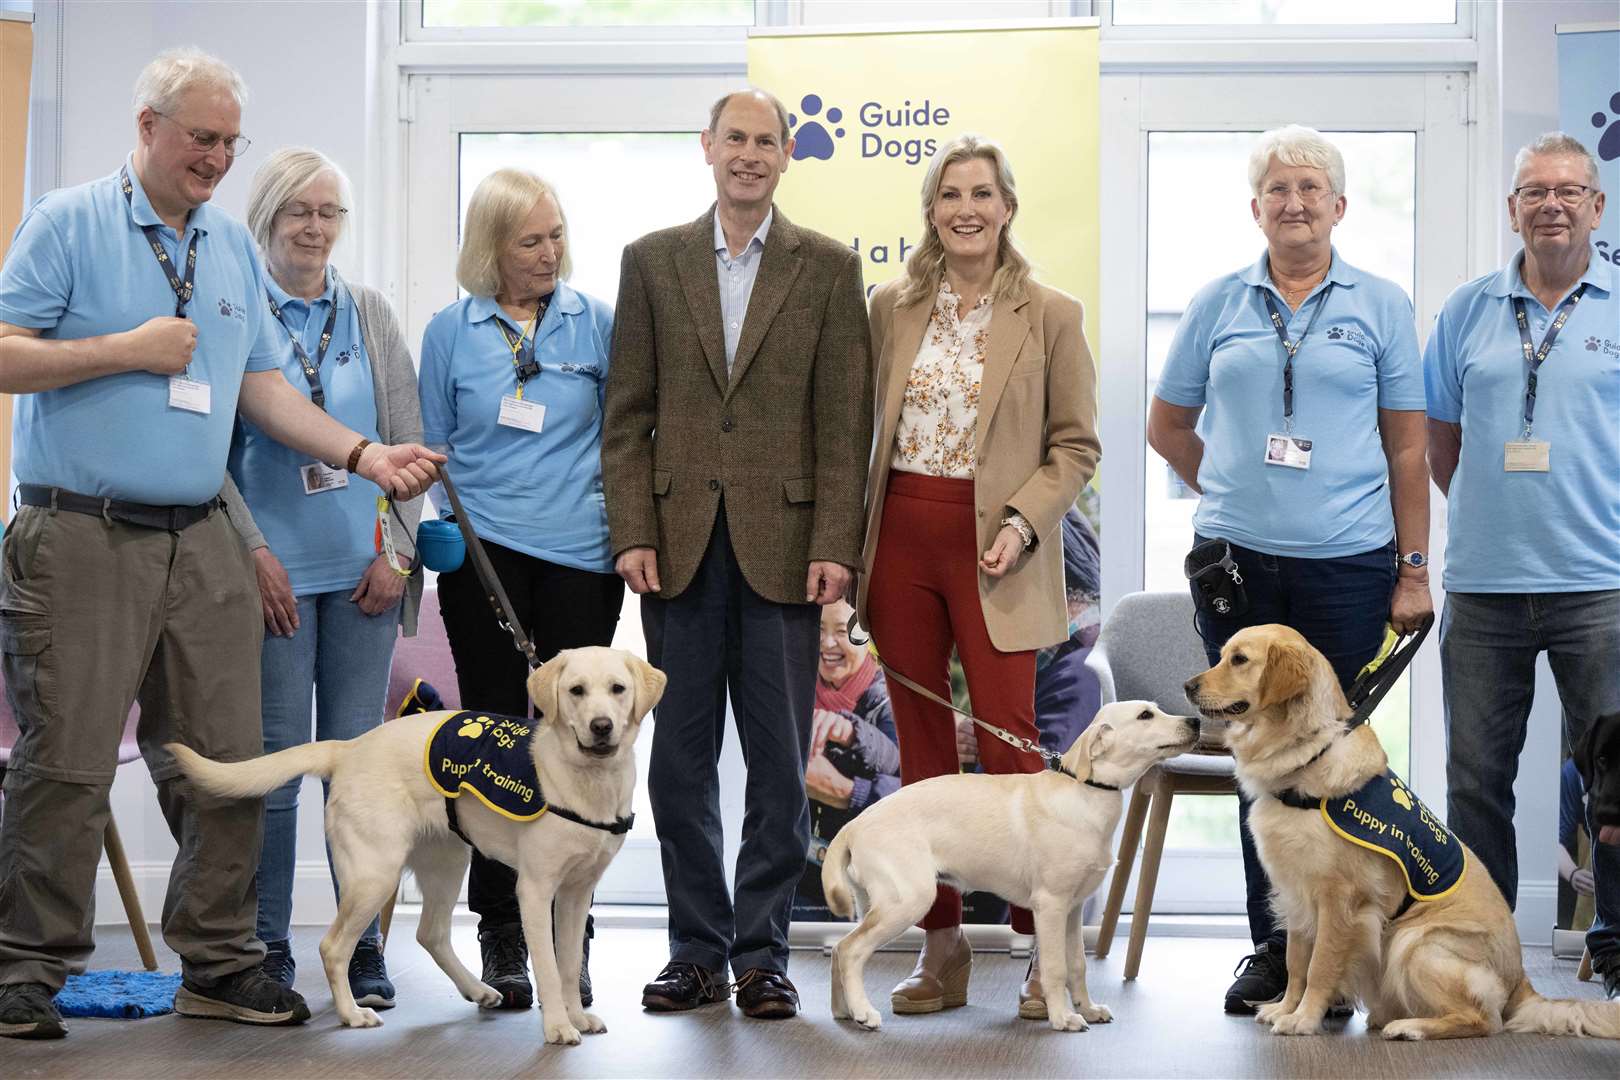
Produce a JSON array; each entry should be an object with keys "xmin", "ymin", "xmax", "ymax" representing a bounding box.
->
[{"xmin": 9, "ymin": 919, "xmax": 1619, "ymax": 1079}]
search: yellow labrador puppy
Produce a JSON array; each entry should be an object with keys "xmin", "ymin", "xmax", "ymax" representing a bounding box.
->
[
  {"xmin": 822, "ymin": 700, "xmax": 1200, "ymax": 1031},
  {"xmin": 169, "ymin": 647, "xmax": 664, "ymax": 1045},
  {"xmin": 1186, "ymin": 624, "xmax": 1620, "ymax": 1040}
]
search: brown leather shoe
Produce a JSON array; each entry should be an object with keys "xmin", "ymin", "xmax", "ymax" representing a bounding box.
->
[
  {"xmin": 890, "ymin": 934, "xmax": 972, "ymax": 1014},
  {"xmin": 733, "ymin": 968, "xmax": 799, "ymax": 1019},
  {"xmin": 1018, "ymin": 957, "xmax": 1046, "ymax": 1020}
]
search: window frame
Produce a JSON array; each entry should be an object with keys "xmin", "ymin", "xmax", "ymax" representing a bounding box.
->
[
  {"xmin": 402, "ymin": 0, "xmax": 780, "ymax": 44},
  {"xmin": 1099, "ymin": 0, "xmax": 1474, "ymax": 42}
]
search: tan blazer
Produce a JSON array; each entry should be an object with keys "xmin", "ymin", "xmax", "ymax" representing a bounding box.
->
[
  {"xmin": 602, "ymin": 207, "xmax": 873, "ymax": 605},
  {"xmin": 857, "ymin": 277, "xmax": 1100, "ymax": 652}
]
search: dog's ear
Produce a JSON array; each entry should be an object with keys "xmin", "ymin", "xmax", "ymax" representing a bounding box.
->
[
  {"xmin": 627, "ymin": 654, "xmax": 667, "ymax": 722},
  {"xmin": 1086, "ymin": 722, "xmax": 1115, "ymax": 762},
  {"xmin": 1574, "ymin": 714, "xmax": 1614, "ymax": 791},
  {"xmin": 526, "ymin": 651, "xmax": 569, "ymax": 726},
  {"xmin": 1259, "ymin": 641, "xmax": 1311, "ymax": 708}
]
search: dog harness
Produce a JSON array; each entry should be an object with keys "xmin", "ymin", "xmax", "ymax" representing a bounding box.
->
[
  {"xmin": 424, "ymin": 711, "xmax": 634, "ymax": 836},
  {"xmin": 1276, "ymin": 768, "xmax": 1466, "ymax": 918}
]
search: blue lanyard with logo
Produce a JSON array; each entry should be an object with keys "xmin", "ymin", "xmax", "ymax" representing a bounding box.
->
[
  {"xmin": 1511, "ymin": 284, "xmax": 1587, "ymax": 439},
  {"xmin": 1260, "ymin": 283, "xmax": 1333, "ymax": 434},
  {"xmin": 495, "ymin": 300, "xmax": 545, "ymax": 399},
  {"xmin": 267, "ymin": 286, "xmax": 342, "ymax": 411},
  {"xmin": 120, "ymin": 166, "xmax": 199, "ymax": 319}
]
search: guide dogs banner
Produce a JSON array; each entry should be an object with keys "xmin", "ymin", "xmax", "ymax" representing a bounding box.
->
[
  {"xmin": 747, "ymin": 19, "xmax": 1101, "ymax": 348},
  {"xmin": 1558, "ymin": 23, "xmax": 1619, "ymax": 265}
]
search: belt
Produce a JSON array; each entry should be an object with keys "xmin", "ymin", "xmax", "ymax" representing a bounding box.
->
[{"xmin": 18, "ymin": 484, "xmax": 220, "ymax": 532}]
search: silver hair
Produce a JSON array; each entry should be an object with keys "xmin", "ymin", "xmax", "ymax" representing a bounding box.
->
[
  {"xmin": 457, "ymin": 168, "xmax": 572, "ymax": 297},
  {"xmin": 706, "ymin": 88, "xmax": 792, "ymax": 146},
  {"xmin": 131, "ymin": 47, "xmax": 247, "ymax": 117},
  {"xmin": 1247, "ymin": 124, "xmax": 1347, "ymax": 197},
  {"xmin": 1512, "ymin": 132, "xmax": 1602, "ymax": 190},
  {"xmin": 245, "ymin": 148, "xmax": 353, "ymax": 253}
]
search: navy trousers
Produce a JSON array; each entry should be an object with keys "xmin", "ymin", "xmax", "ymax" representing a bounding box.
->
[{"xmin": 643, "ymin": 511, "xmax": 819, "ymax": 978}]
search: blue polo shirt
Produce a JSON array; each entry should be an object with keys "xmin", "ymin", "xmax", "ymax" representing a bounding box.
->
[
  {"xmin": 1156, "ymin": 250, "xmax": 1426, "ymax": 558},
  {"xmin": 0, "ymin": 156, "xmax": 284, "ymax": 505},
  {"xmin": 227, "ymin": 267, "xmax": 381, "ymax": 595},
  {"xmin": 1423, "ymin": 251, "xmax": 1620, "ymax": 593},
  {"xmin": 418, "ymin": 282, "xmax": 615, "ymax": 573}
]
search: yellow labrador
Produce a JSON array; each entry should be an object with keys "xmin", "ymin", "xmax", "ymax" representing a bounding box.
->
[
  {"xmin": 1187, "ymin": 624, "xmax": 1620, "ymax": 1040},
  {"xmin": 822, "ymin": 701, "xmax": 1201, "ymax": 1031},
  {"xmin": 169, "ymin": 646, "xmax": 664, "ymax": 1045}
]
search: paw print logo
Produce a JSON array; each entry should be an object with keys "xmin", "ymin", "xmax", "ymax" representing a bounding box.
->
[
  {"xmin": 335, "ymin": 347, "xmax": 353, "ymax": 366},
  {"xmin": 218, "ymin": 298, "xmax": 234, "ymax": 318},
  {"xmin": 457, "ymin": 715, "xmax": 494, "ymax": 739},
  {"xmin": 1592, "ymin": 92, "xmax": 1620, "ymax": 163},
  {"xmin": 789, "ymin": 94, "xmax": 845, "ymax": 162},
  {"xmin": 1326, "ymin": 326, "xmax": 1345, "ymax": 340},
  {"xmin": 1587, "ymin": 336, "xmax": 1602, "ymax": 352},
  {"xmin": 1389, "ymin": 776, "xmax": 1414, "ymax": 812}
]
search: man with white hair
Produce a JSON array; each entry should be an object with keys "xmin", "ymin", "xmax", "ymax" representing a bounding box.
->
[
  {"xmin": 0, "ymin": 48, "xmax": 441, "ymax": 1039},
  {"xmin": 1425, "ymin": 132, "xmax": 1618, "ymax": 1001}
]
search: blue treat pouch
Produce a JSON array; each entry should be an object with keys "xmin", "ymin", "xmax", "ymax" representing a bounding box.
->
[{"xmin": 416, "ymin": 518, "xmax": 466, "ymax": 573}]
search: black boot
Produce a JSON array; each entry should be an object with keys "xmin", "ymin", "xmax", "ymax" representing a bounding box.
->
[{"xmin": 478, "ymin": 925, "xmax": 533, "ymax": 1010}]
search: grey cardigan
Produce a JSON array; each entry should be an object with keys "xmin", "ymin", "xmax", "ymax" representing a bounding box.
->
[{"xmin": 220, "ymin": 280, "xmax": 427, "ymax": 636}]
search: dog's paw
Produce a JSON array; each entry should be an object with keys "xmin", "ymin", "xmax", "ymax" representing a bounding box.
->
[
  {"xmin": 568, "ymin": 1009, "xmax": 606, "ymax": 1034},
  {"xmin": 340, "ymin": 1007, "xmax": 383, "ymax": 1029},
  {"xmin": 1081, "ymin": 1003, "xmax": 1113, "ymax": 1024},
  {"xmin": 1381, "ymin": 1018, "xmax": 1427, "ymax": 1041},
  {"xmin": 1268, "ymin": 1011, "xmax": 1324, "ymax": 1037},
  {"xmin": 849, "ymin": 1003, "xmax": 882, "ymax": 1031},
  {"xmin": 1255, "ymin": 1000, "xmax": 1292, "ymax": 1026},
  {"xmin": 468, "ymin": 982, "xmax": 504, "ymax": 1008},
  {"xmin": 1050, "ymin": 1011, "xmax": 1090, "ymax": 1032},
  {"xmin": 544, "ymin": 1019, "xmax": 583, "ymax": 1045}
]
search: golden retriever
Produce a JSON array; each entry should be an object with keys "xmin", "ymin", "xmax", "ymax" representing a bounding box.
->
[
  {"xmin": 1185, "ymin": 624, "xmax": 1620, "ymax": 1040},
  {"xmin": 168, "ymin": 647, "xmax": 664, "ymax": 1045}
]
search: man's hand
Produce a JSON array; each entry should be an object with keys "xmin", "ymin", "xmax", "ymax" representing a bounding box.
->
[
  {"xmin": 811, "ymin": 708, "xmax": 855, "ymax": 759},
  {"xmin": 253, "ymin": 547, "xmax": 299, "ymax": 637},
  {"xmin": 1572, "ymin": 867, "xmax": 1596, "ymax": 897},
  {"xmin": 805, "ymin": 753, "xmax": 854, "ymax": 809},
  {"xmin": 806, "ymin": 561, "xmax": 852, "ymax": 605},
  {"xmin": 1390, "ymin": 573, "xmax": 1434, "ymax": 635},
  {"xmin": 351, "ymin": 553, "xmax": 408, "ymax": 616},
  {"xmin": 122, "ymin": 316, "xmax": 197, "ymax": 376},
  {"xmin": 1601, "ymin": 825, "xmax": 1620, "ymax": 846},
  {"xmin": 616, "ymin": 547, "xmax": 661, "ymax": 594},
  {"xmin": 980, "ymin": 525, "xmax": 1024, "ymax": 578},
  {"xmin": 356, "ymin": 442, "xmax": 444, "ymax": 500}
]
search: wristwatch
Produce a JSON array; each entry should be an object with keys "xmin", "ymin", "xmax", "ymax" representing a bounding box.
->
[{"xmin": 1397, "ymin": 551, "xmax": 1428, "ymax": 570}]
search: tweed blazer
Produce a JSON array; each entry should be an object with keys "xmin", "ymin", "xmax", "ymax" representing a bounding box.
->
[
  {"xmin": 602, "ymin": 207, "xmax": 873, "ymax": 604},
  {"xmin": 857, "ymin": 277, "xmax": 1100, "ymax": 652}
]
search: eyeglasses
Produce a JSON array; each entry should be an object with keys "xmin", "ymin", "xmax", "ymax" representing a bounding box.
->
[
  {"xmin": 1260, "ymin": 182, "xmax": 1335, "ymax": 206},
  {"xmin": 153, "ymin": 111, "xmax": 251, "ymax": 157},
  {"xmin": 1512, "ymin": 184, "xmax": 1594, "ymax": 207},
  {"xmin": 281, "ymin": 202, "xmax": 350, "ymax": 224}
]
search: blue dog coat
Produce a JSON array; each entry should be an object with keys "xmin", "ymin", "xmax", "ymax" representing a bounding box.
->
[
  {"xmin": 425, "ymin": 712, "xmax": 545, "ymax": 821},
  {"xmin": 1301, "ymin": 769, "xmax": 1467, "ymax": 902}
]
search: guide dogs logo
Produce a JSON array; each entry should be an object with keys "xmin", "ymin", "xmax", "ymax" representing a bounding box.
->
[
  {"xmin": 786, "ymin": 92, "xmax": 954, "ymax": 167},
  {"xmin": 789, "ymin": 94, "xmax": 846, "ymax": 161}
]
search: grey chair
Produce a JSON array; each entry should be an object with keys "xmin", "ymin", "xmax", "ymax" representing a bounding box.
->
[{"xmin": 1086, "ymin": 590, "xmax": 1236, "ymax": 979}]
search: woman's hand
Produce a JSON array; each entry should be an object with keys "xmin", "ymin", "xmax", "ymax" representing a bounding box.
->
[
  {"xmin": 980, "ymin": 525, "xmax": 1025, "ymax": 578},
  {"xmin": 805, "ymin": 753, "xmax": 854, "ymax": 809},
  {"xmin": 811, "ymin": 708, "xmax": 854, "ymax": 759},
  {"xmin": 351, "ymin": 553, "xmax": 408, "ymax": 616},
  {"xmin": 955, "ymin": 715, "xmax": 979, "ymax": 768},
  {"xmin": 253, "ymin": 547, "xmax": 299, "ymax": 637},
  {"xmin": 1390, "ymin": 572, "xmax": 1433, "ymax": 635}
]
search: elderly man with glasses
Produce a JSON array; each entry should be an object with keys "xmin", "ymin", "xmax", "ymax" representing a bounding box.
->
[
  {"xmin": 0, "ymin": 49, "xmax": 441, "ymax": 1040},
  {"xmin": 1424, "ymin": 131, "xmax": 1618, "ymax": 1002}
]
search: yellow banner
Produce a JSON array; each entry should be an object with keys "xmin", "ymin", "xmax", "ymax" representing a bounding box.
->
[{"xmin": 747, "ymin": 20, "xmax": 1100, "ymax": 348}]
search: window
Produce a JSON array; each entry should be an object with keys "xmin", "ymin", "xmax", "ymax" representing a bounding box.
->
[
  {"xmin": 423, "ymin": 0, "xmax": 754, "ymax": 28},
  {"xmin": 1111, "ymin": 0, "xmax": 1458, "ymax": 27}
]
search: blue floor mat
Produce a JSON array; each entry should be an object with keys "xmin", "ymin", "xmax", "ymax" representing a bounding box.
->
[{"xmin": 57, "ymin": 970, "xmax": 182, "ymax": 1019}]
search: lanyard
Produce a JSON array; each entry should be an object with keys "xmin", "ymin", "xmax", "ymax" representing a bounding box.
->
[
  {"xmin": 1261, "ymin": 283, "xmax": 1333, "ymax": 433},
  {"xmin": 267, "ymin": 288, "xmax": 342, "ymax": 410},
  {"xmin": 1511, "ymin": 284, "xmax": 1587, "ymax": 439},
  {"xmin": 496, "ymin": 300, "xmax": 546, "ymax": 399},
  {"xmin": 120, "ymin": 166, "xmax": 199, "ymax": 318}
]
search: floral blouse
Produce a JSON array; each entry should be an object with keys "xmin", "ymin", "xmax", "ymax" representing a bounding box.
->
[{"xmin": 891, "ymin": 281, "xmax": 991, "ymax": 478}]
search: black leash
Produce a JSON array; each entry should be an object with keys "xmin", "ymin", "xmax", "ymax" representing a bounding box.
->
[{"xmin": 437, "ymin": 468, "xmax": 539, "ymax": 670}]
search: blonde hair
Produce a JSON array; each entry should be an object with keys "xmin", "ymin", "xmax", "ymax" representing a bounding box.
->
[
  {"xmin": 896, "ymin": 134, "xmax": 1032, "ymax": 309},
  {"xmin": 456, "ymin": 168, "xmax": 572, "ymax": 298},
  {"xmin": 132, "ymin": 47, "xmax": 247, "ymax": 117},
  {"xmin": 1248, "ymin": 125, "xmax": 1346, "ymax": 197},
  {"xmin": 246, "ymin": 148, "xmax": 353, "ymax": 252}
]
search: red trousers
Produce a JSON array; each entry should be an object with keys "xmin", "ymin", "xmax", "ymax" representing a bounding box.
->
[{"xmin": 866, "ymin": 472, "xmax": 1041, "ymax": 935}]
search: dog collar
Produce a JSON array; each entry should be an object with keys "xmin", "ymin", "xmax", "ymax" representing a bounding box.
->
[
  {"xmin": 546, "ymin": 804, "xmax": 636, "ymax": 835},
  {"xmin": 1082, "ymin": 777, "xmax": 1120, "ymax": 791}
]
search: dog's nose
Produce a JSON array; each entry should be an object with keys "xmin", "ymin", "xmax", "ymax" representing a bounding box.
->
[
  {"xmin": 1184, "ymin": 676, "xmax": 1201, "ymax": 697},
  {"xmin": 589, "ymin": 717, "xmax": 613, "ymax": 739}
]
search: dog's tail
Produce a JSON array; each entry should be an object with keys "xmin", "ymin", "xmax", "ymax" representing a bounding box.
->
[
  {"xmin": 821, "ymin": 829, "xmax": 856, "ymax": 919},
  {"xmin": 1503, "ymin": 975, "xmax": 1620, "ymax": 1038},
  {"xmin": 166, "ymin": 741, "xmax": 343, "ymax": 800}
]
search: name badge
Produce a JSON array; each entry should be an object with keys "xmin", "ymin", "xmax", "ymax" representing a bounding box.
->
[
  {"xmin": 1264, "ymin": 433, "xmax": 1313, "ymax": 470},
  {"xmin": 498, "ymin": 394, "xmax": 545, "ymax": 433},
  {"xmin": 1504, "ymin": 440, "xmax": 1550, "ymax": 472},
  {"xmin": 168, "ymin": 375, "xmax": 211, "ymax": 414},
  {"xmin": 300, "ymin": 462, "xmax": 350, "ymax": 495}
]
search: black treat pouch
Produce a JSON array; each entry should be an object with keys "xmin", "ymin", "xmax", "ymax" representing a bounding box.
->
[{"xmin": 1185, "ymin": 538, "xmax": 1248, "ymax": 619}]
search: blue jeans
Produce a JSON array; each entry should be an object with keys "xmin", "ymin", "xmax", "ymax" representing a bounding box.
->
[
  {"xmin": 1440, "ymin": 589, "xmax": 1620, "ymax": 971},
  {"xmin": 1191, "ymin": 535, "xmax": 1397, "ymax": 947},
  {"xmin": 255, "ymin": 590, "xmax": 399, "ymax": 945}
]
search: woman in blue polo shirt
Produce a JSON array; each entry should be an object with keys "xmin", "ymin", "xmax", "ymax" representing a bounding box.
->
[
  {"xmin": 1146, "ymin": 125, "xmax": 1432, "ymax": 1017},
  {"xmin": 418, "ymin": 167, "xmax": 621, "ymax": 1010},
  {"xmin": 222, "ymin": 148, "xmax": 424, "ymax": 1010}
]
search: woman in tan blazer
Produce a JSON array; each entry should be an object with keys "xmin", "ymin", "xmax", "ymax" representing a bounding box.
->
[{"xmin": 857, "ymin": 134, "xmax": 1100, "ymax": 1019}]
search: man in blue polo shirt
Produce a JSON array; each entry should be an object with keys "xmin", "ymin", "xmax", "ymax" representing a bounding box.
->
[
  {"xmin": 0, "ymin": 49, "xmax": 441, "ymax": 1040},
  {"xmin": 1425, "ymin": 132, "xmax": 1619, "ymax": 1001}
]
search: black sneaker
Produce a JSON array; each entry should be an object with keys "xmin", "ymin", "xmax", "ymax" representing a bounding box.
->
[
  {"xmin": 1224, "ymin": 942, "xmax": 1287, "ymax": 1014},
  {"xmin": 579, "ymin": 930, "xmax": 593, "ymax": 1008},
  {"xmin": 174, "ymin": 967, "xmax": 310, "ymax": 1026},
  {"xmin": 0, "ymin": 982, "xmax": 66, "ymax": 1040},
  {"xmin": 479, "ymin": 925, "xmax": 533, "ymax": 1010},
  {"xmin": 1601, "ymin": 964, "xmax": 1619, "ymax": 1002},
  {"xmin": 261, "ymin": 938, "xmax": 295, "ymax": 989},
  {"xmin": 349, "ymin": 938, "xmax": 396, "ymax": 1010}
]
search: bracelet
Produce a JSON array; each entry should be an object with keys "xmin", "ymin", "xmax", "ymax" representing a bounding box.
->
[
  {"xmin": 345, "ymin": 438, "xmax": 371, "ymax": 474},
  {"xmin": 1001, "ymin": 514, "xmax": 1034, "ymax": 550}
]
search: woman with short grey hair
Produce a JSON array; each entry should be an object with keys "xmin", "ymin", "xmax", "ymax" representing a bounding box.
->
[{"xmin": 221, "ymin": 146, "xmax": 424, "ymax": 1011}]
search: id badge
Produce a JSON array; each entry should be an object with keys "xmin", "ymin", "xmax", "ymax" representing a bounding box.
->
[
  {"xmin": 300, "ymin": 462, "xmax": 350, "ymax": 495},
  {"xmin": 498, "ymin": 394, "xmax": 545, "ymax": 433},
  {"xmin": 168, "ymin": 375, "xmax": 212, "ymax": 414},
  {"xmin": 1264, "ymin": 433, "xmax": 1313, "ymax": 470},
  {"xmin": 1504, "ymin": 440, "xmax": 1550, "ymax": 472}
]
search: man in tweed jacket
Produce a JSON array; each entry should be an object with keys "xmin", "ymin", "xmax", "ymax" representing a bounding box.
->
[{"xmin": 602, "ymin": 88, "xmax": 872, "ymax": 1019}]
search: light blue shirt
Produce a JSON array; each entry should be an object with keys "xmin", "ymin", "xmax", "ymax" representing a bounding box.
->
[
  {"xmin": 419, "ymin": 282, "xmax": 615, "ymax": 573},
  {"xmin": 1156, "ymin": 250, "xmax": 1426, "ymax": 558},
  {"xmin": 0, "ymin": 156, "xmax": 284, "ymax": 505},
  {"xmin": 228, "ymin": 267, "xmax": 381, "ymax": 595},
  {"xmin": 1423, "ymin": 250, "xmax": 1620, "ymax": 593},
  {"xmin": 714, "ymin": 208, "xmax": 772, "ymax": 371}
]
